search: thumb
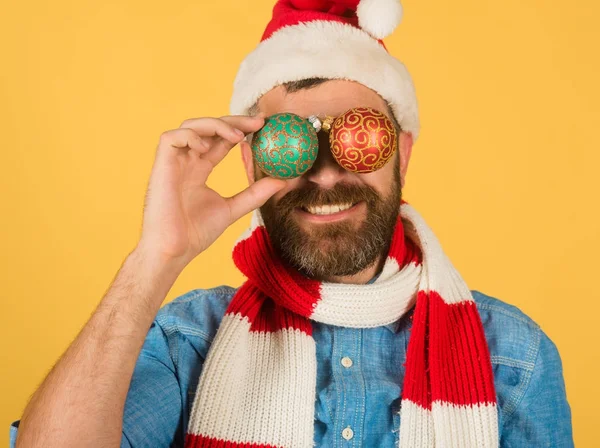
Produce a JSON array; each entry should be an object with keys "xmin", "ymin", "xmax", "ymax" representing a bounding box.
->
[{"xmin": 226, "ymin": 177, "xmax": 288, "ymax": 223}]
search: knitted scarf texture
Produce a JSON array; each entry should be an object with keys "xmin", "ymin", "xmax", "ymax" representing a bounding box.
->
[{"xmin": 185, "ymin": 200, "xmax": 499, "ymax": 447}]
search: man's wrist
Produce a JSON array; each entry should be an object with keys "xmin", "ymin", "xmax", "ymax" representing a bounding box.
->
[
  {"xmin": 131, "ymin": 243, "xmax": 190, "ymax": 278},
  {"xmin": 99, "ymin": 245, "xmax": 187, "ymax": 319}
]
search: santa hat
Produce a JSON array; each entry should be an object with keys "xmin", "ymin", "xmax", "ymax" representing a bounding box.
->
[{"xmin": 229, "ymin": 0, "xmax": 420, "ymax": 140}]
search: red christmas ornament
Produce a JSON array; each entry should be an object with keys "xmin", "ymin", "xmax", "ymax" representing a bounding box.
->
[{"xmin": 329, "ymin": 107, "xmax": 398, "ymax": 173}]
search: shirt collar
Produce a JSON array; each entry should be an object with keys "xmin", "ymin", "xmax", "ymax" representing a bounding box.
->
[{"xmin": 384, "ymin": 320, "xmax": 400, "ymax": 333}]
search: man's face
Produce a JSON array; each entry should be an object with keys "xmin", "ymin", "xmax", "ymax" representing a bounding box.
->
[{"xmin": 241, "ymin": 80, "xmax": 413, "ymax": 281}]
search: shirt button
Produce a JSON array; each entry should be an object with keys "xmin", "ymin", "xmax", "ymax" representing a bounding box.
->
[
  {"xmin": 342, "ymin": 426, "xmax": 354, "ymax": 440},
  {"xmin": 340, "ymin": 356, "xmax": 353, "ymax": 368}
]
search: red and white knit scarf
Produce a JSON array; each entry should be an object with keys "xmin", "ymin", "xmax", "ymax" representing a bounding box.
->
[{"xmin": 185, "ymin": 200, "xmax": 499, "ymax": 447}]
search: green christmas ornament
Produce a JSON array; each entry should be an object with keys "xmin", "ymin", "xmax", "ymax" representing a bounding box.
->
[{"xmin": 251, "ymin": 113, "xmax": 319, "ymax": 179}]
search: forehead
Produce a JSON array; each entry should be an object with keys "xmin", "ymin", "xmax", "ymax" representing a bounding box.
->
[{"xmin": 257, "ymin": 79, "xmax": 390, "ymax": 120}]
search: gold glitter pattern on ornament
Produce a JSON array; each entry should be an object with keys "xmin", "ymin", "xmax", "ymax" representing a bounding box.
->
[
  {"xmin": 329, "ymin": 107, "xmax": 398, "ymax": 173},
  {"xmin": 251, "ymin": 113, "xmax": 319, "ymax": 179}
]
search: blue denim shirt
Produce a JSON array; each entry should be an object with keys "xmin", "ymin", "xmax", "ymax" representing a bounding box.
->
[{"xmin": 9, "ymin": 286, "xmax": 574, "ymax": 447}]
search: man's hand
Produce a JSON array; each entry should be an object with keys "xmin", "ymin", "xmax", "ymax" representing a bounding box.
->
[
  {"xmin": 137, "ymin": 114, "xmax": 287, "ymax": 267},
  {"xmin": 13, "ymin": 113, "xmax": 287, "ymax": 448}
]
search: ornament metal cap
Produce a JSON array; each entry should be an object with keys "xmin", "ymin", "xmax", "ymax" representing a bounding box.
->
[{"xmin": 307, "ymin": 115, "xmax": 322, "ymax": 132}]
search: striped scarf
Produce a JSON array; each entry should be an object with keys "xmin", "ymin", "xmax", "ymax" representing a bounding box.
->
[{"xmin": 185, "ymin": 200, "xmax": 499, "ymax": 447}]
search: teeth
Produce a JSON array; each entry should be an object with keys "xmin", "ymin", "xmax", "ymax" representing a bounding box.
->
[{"xmin": 304, "ymin": 203, "xmax": 354, "ymax": 215}]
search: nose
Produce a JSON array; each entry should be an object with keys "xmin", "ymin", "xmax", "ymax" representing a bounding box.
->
[{"xmin": 303, "ymin": 131, "xmax": 348, "ymax": 188}]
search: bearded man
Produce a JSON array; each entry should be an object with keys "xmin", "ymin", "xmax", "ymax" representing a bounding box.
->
[{"xmin": 11, "ymin": 1, "xmax": 573, "ymax": 447}]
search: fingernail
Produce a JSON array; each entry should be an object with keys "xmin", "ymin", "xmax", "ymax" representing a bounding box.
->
[{"xmin": 235, "ymin": 128, "xmax": 245, "ymax": 137}]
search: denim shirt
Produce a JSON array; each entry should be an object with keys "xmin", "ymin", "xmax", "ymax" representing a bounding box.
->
[{"xmin": 9, "ymin": 286, "xmax": 574, "ymax": 447}]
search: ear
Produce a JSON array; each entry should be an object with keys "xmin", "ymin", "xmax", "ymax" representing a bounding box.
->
[
  {"xmin": 240, "ymin": 137, "xmax": 256, "ymax": 185},
  {"xmin": 398, "ymin": 130, "xmax": 414, "ymax": 189}
]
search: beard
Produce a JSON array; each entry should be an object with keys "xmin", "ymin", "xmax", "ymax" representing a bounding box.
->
[{"xmin": 259, "ymin": 167, "xmax": 402, "ymax": 280}]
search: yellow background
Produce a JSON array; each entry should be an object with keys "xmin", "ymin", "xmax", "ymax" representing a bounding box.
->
[{"xmin": 1, "ymin": 0, "xmax": 598, "ymax": 445}]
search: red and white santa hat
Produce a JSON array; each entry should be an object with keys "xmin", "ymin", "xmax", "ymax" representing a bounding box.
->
[{"xmin": 229, "ymin": 0, "xmax": 420, "ymax": 140}]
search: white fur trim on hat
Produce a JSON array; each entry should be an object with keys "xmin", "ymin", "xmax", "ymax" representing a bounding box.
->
[
  {"xmin": 229, "ymin": 20, "xmax": 420, "ymax": 140},
  {"xmin": 357, "ymin": 0, "xmax": 403, "ymax": 39}
]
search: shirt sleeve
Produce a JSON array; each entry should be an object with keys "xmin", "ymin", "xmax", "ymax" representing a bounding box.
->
[
  {"xmin": 9, "ymin": 420, "xmax": 19, "ymax": 448},
  {"xmin": 8, "ymin": 319, "xmax": 183, "ymax": 448},
  {"xmin": 501, "ymin": 328, "xmax": 574, "ymax": 447},
  {"xmin": 119, "ymin": 318, "xmax": 184, "ymax": 447}
]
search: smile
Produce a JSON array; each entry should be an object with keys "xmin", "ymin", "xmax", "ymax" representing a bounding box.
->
[
  {"xmin": 301, "ymin": 203, "xmax": 354, "ymax": 215},
  {"xmin": 295, "ymin": 201, "xmax": 364, "ymax": 223}
]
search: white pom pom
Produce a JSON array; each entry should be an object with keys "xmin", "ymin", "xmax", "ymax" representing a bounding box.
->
[{"xmin": 357, "ymin": 0, "xmax": 403, "ymax": 39}]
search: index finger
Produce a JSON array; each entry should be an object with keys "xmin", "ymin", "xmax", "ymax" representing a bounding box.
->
[
  {"xmin": 184, "ymin": 114, "xmax": 267, "ymax": 166},
  {"xmin": 179, "ymin": 113, "xmax": 266, "ymax": 137}
]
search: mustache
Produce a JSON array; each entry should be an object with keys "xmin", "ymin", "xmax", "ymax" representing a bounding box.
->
[{"xmin": 275, "ymin": 181, "xmax": 380, "ymax": 213}]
